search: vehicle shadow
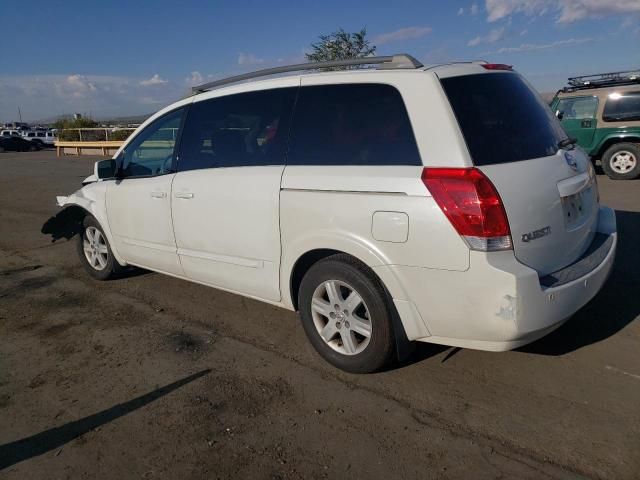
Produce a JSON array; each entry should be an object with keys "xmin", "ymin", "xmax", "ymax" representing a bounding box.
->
[
  {"xmin": 40, "ymin": 208, "xmax": 84, "ymax": 242},
  {"xmin": 0, "ymin": 369, "xmax": 210, "ymax": 471},
  {"xmin": 520, "ymin": 209, "xmax": 640, "ymax": 356}
]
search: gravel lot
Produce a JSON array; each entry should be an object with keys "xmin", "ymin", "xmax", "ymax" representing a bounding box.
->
[{"xmin": 1, "ymin": 151, "xmax": 639, "ymax": 479}]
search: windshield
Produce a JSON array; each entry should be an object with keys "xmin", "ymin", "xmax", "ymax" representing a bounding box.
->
[{"xmin": 441, "ymin": 72, "xmax": 567, "ymax": 166}]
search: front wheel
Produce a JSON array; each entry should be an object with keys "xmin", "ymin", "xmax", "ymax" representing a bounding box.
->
[
  {"xmin": 298, "ymin": 254, "xmax": 395, "ymax": 373},
  {"xmin": 76, "ymin": 216, "xmax": 124, "ymax": 280},
  {"xmin": 601, "ymin": 143, "xmax": 640, "ymax": 180}
]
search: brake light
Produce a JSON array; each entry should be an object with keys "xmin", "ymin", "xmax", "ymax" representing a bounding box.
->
[
  {"xmin": 422, "ymin": 168, "xmax": 512, "ymax": 251},
  {"xmin": 481, "ymin": 63, "xmax": 513, "ymax": 71}
]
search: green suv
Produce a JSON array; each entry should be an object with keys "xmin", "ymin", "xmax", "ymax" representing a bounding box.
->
[{"xmin": 551, "ymin": 69, "xmax": 640, "ymax": 180}]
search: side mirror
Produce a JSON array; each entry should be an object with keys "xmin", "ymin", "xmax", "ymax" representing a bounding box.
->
[
  {"xmin": 555, "ymin": 110, "xmax": 565, "ymax": 120},
  {"xmin": 95, "ymin": 159, "xmax": 117, "ymax": 179}
]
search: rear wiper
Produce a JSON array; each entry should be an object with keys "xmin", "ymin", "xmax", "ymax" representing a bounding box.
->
[{"xmin": 558, "ymin": 137, "xmax": 577, "ymax": 150}]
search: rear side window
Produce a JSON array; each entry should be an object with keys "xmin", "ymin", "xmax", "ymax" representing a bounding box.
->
[
  {"xmin": 287, "ymin": 84, "xmax": 421, "ymax": 166},
  {"xmin": 441, "ymin": 73, "xmax": 566, "ymax": 166},
  {"xmin": 178, "ymin": 87, "xmax": 296, "ymax": 171},
  {"xmin": 602, "ymin": 91, "xmax": 640, "ymax": 122}
]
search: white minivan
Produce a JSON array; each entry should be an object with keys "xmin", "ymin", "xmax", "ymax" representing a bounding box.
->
[{"xmin": 56, "ymin": 55, "xmax": 616, "ymax": 372}]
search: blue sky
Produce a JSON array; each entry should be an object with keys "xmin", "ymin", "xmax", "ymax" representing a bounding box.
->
[{"xmin": 1, "ymin": 0, "xmax": 639, "ymax": 121}]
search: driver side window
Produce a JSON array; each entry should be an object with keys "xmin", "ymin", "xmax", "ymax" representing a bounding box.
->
[
  {"xmin": 120, "ymin": 108, "xmax": 185, "ymax": 178},
  {"xmin": 557, "ymin": 96, "xmax": 598, "ymax": 120}
]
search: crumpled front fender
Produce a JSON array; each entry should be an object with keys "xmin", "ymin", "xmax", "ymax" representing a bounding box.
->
[{"xmin": 50, "ymin": 183, "xmax": 126, "ymax": 265}]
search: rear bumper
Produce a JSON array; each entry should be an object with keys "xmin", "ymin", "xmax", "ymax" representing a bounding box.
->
[{"xmin": 376, "ymin": 206, "xmax": 617, "ymax": 351}]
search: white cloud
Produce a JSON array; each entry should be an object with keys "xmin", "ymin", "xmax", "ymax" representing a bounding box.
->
[
  {"xmin": 237, "ymin": 52, "xmax": 264, "ymax": 66},
  {"xmin": 468, "ymin": 27, "xmax": 506, "ymax": 46},
  {"xmin": 485, "ymin": 37, "xmax": 593, "ymax": 54},
  {"xmin": 61, "ymin": 74, "xmax": 97, "ymax": 98},
  {"xmin": 139, "ymin": 74, "xmax": 168, "ymax": 86},
  {"xmin": 520, "ymin": 29, "xmax": 528, "ymax": 36},
  {"xmin": 0, "ymin": 74, "xmax": 185, "ymax": 122},
  {"xmin": 470, "ymin": 3, "xmax": 480, "ymax": 15},
  {"xmin": 185, "ymin": 71, "xmax": 204, "ymax": 86},
  {"xmin": 373, "ymin": 26, "xmax": 432, "ymax": 45},
  {"xmin": 458, "ymin": 7, "xmax": 465, "ymax": 15},
  {"xmin": 485, "ymin": 0, "xmax": 640, "ymax": 24}
]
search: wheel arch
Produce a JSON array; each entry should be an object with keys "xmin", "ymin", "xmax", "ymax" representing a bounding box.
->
[
  {"xmin": 289, "ymin": 248, "xmax": 343, "ymax": 312},
  {"xmin": 593, "ymin": 135, "xmax": 640, "ymax": 159},
  {"xmin": 55, "ymin": 192, "xmax": 126, "ymax": 266},
  {"xmin": 287, "ymin": 247, "xmax": 415, "ymax": 361}
]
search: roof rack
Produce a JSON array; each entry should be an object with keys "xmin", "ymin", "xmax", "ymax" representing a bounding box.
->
[
  {"xmin": 563, "ymin": 69, "xmax": 640, "ymax": 92},
  {"xmin": 191, "ymin": 54, "xmax": 424, "ymax": 94}
]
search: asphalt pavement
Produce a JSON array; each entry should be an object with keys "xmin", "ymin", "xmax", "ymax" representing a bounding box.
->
[{"xmin": 0, "ymin": 151, "xmax": 639, "ymax": 479}]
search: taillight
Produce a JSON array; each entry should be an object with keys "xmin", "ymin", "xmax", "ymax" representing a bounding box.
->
[
  {"xmin": 422, "ymin": 168, "xmax": 512, "ymax": 252},
  {"xmin": 481, "ymin": 63, "xmax": 513, "ymax": 71}
]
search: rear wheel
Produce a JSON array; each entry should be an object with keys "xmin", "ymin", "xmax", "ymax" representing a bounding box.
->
[
  {"xmin": 298, "ymin": 254, "xmax": 395, "ymax": 373},
  {"xmin": 76, "ymin": 216, "xmax": 124, "ymax": 280},
  {"xmin": 601, "ymin": 143, "xmax": 640, "ymax": 180},
  {"xmin": 28, "ymin": 143, "xmax": 38, "ymax": 152}
]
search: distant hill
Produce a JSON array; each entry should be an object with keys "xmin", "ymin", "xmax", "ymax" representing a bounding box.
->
[
  {"xmin": 540, "ymin": 92, "xmax": 557, "ymax": 104},
  {"xmin": 100, "ymin": 114, "xmax": 151, "ymax": 125}
]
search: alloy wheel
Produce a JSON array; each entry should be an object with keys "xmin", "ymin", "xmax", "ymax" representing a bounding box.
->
[
  {"xmin": 83, "ymin": 226, "xmax": 109, "ymax": 271},
  {"xmin": 310, "ymin": 280, "xmax": 372, "ymax": 355},
  {"xmin": 610, "ymin": 150, "xmax": 637, "ymax": 174}
]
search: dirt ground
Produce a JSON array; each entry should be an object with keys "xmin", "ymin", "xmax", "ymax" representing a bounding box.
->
[{"xmin": 0, "ymin": 151, "xmax": 639, "ymax": 479}]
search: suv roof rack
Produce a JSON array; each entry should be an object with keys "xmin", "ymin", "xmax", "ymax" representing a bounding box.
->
[
  {"xmin": 563, "ymin": 69, "xmax": 640, "ymax": 92},
  {"xmin": 191, "ymin": 54, "xmax": 424, "ymax": 94}
]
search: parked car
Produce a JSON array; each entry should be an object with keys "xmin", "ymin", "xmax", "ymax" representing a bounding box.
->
[
  {"xmin": 56, "ymin": 55, "xmax": 617, "ymax": 373},
  {"xmin": 0, "ymin": 135, "xmax": 41, "ymax": 152},
  {"xmin": 21, "ymin": 129, "xmax": 56, "ymax": 147},
  {"xmin": 1, "ymin": 129, "xmax": 23, "ymax": 138},
  {"xmin": 551, "ymin": 69, "xmax": 640, "ymax": 180}
]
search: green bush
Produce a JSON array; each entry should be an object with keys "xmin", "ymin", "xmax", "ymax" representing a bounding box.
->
[
  {"xmin": 109, "ymin": 130, "xmax": 133, "ymax": 141},
  {"xmin": 52, "ymin": 117, "xmax": 99, "ymax": 130},
  {"xmin": 56, "ymin": 128, "xmax": 134, "ymax": 142}
]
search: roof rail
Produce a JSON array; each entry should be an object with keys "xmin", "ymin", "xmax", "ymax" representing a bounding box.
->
[
  {"xmin": 563, "ymin": 68, "xmax": 640, "ymax": 91},
  {"xmin": 191, "ymin": 54, "xmax": 424, "ymax": 94}
]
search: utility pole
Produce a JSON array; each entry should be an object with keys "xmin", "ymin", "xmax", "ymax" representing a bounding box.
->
[{"xmin": 18, "ymin": 107, "xmax": 22, "ymax": 122}]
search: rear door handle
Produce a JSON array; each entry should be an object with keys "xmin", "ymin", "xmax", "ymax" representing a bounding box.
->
[
  {"xmin": 175, "ymin": 192, "xmax": 194, "ymax": 199},
  {"xmin": 150, "ymin": 191, "xmax": 167, "ymax": 198}
]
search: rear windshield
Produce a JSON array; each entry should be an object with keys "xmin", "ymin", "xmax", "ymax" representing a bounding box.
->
[{"xmin": 441, "ymin": 72, "xmax": 566, "ymax": 166}]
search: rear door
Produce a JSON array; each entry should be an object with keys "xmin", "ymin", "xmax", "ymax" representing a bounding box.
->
[
  {"xmin": 171, "ymin": 85, "xmax": 297, "ymax": 301},
  {"xmin": 440, "ymin": 71, "xmax": 599, "ymax": 275}
]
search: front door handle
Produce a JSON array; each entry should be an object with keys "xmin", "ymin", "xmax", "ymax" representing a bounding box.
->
[
  {"xmin": 175, "ymin": 192, "xmax": 194, "ymax": 199},
  {"xmin": 150, "ymin": 191, "xmax": 167, "ymax": 198}
]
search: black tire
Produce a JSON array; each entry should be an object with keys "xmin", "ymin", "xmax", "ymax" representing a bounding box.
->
[
  {"xmin": 298, "ymin": 254, "xmax": 395, "ymax": 373},
  {"xmin": 0, "ymin": 146, "xmax": 4, "ymax": 153},
  {"xmin": 601, "ymin": 142, "xmax": 640, "ymax": 180},
  {"xmin": 76, "ymin": 215, "xmax": 125, "ymax": 280}
]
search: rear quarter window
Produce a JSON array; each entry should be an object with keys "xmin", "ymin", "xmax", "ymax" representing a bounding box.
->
[
  {"xmin": 441, "ymin": 72, "xmax": 566, "ymax": 166},
  {"xmin": 287, "ymin": 83, "xmax": 421, "ymax": 166},
  {"xmin": 602, "ymin": 91, "xmax": 640, "ymax": 122}
]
